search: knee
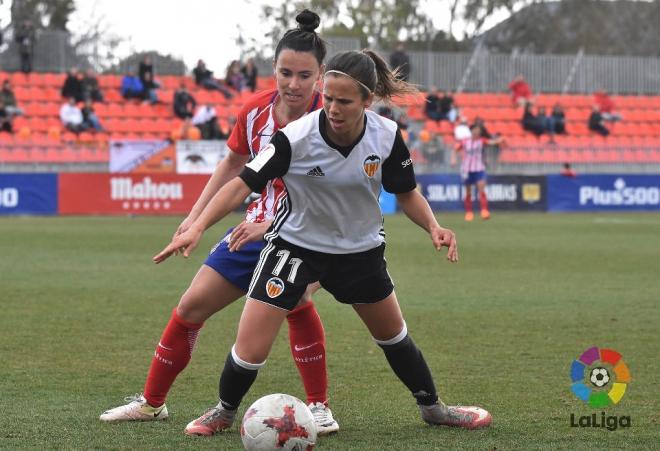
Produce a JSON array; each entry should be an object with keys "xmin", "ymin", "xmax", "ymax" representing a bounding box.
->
[
  {"xmin": 232, "ymin": 343, "xmax": 268, "ymax": 368},
  {"xmin": 176, "ymin": 289, "xmax": 211, "ymax": 323},
  {"xmin": 373, "ymin": 322, "xmax": 408, "ymax": 348}
]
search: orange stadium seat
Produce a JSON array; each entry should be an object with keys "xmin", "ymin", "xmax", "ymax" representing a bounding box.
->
[{"xmin": 5, "ymin": 73, "xmax": 659, "ymax": 159}]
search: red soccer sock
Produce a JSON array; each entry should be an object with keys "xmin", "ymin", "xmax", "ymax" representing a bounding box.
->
[
  {"xmin": 286, "ymin": 301, "xmax": 328, "ymax": 405},
  {"xmin": 479, "ymin": 190, "xmax": 489, "ymax": 211},
  {"xmin": 143, "ymin": 308, "xmax": 203, "ymax": 407},
  {"xmin": 464, "ymin": 190, "xmax": 473, "ymax": 213}
]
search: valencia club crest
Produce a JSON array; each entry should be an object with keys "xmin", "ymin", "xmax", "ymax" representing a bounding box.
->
[
  {"xmin": 266, "ymin": 277, "xmax": 285, "ymax": 298},
  {"xmin": 363, "ymin": 154, "xmax": 381, "ymax": 178}
]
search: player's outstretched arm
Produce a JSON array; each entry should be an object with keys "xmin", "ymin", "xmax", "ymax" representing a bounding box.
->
[
  {"xmin": 154, "ymin": 177, "xmax": 253, "ymax": 263},
  {"xmin": 175, "ymin": 150, "xmax": 250, "ymax": 238},
  {"xmin": 396, "ymin": 189, "xmax": 458, "ymax": 263}
]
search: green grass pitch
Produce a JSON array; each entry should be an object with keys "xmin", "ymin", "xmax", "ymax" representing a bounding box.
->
[{"xmin": 0, "ymin": 213, "xmax": 658, "ymax": 450}]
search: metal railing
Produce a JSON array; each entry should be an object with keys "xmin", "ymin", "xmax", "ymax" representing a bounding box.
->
[
  {"xmin": 3, "ymin": 33, "xmax": 659, "ymax": 94},
  {"xmin": 318, "ymin": 37, "xmax": 660, "ymax": 95}
]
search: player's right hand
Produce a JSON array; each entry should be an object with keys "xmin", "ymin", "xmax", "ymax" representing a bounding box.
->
[
  {"xmin": 154, "ymin": 225, "xmax": 203, "ymax": 264},
  {"xmin": 430, "ymin": 226, "xmax": 458, "ymax": 263},
  {"xmin": 172, "ymin": 215, "xmax": 197, "ymax": 256}
]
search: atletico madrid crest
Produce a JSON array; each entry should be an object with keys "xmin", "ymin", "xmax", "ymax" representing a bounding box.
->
[
  {"xmin": 266, "ymin": 277, "xmax": 285, "ymax": 298},
  {"xmin": 363, "ymin": 154, "xmax": 381, "ymax": 178}
]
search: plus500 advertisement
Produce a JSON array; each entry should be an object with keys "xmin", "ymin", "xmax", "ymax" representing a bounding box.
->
[
  {"xmin": 0, "ymin": 174, "xmax": 58, "ymax": 215},
  {"xmin": 548, "ymin": 175, "xmax": 660, "ymax": 211}
]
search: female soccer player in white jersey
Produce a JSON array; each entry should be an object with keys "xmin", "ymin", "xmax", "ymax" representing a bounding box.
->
[
  {"xmin": 453, "ymin": 124, "xmax": 503, "ymax": 221},
  {"xmin": 154, "ymin": 49, "xmax": 492, "ymax": 430},
  {"xmin": 100, "ymin": 10, "xmax": 339, "ymax": 436}
]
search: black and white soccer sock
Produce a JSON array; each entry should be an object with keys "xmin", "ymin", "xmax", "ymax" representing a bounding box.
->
[
  {"xmin": 218, "ymin": 345, "xmax": 265, "ymax": 410},
  {"xmin": 375, "ymin": 323, "xmax": 439, "ymax": 406}
]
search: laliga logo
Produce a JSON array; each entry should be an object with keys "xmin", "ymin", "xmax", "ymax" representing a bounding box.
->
[{"xmin": 569, "ymin": 346, "xmax": 632, "ymax": 431}]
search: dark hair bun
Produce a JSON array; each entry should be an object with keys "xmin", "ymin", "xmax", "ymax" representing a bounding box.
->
[{"xmin": 296, "ymin": 9, "xmax": 320, "ymax": 32}]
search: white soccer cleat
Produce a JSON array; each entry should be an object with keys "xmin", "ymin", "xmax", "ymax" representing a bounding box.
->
[
  {"xmin": 308, "ymin": 402, "xmax": 339, "ymax": 436},
  {"xmin": 420, "ymin": 402, "xmax": 491, "ymax": 429},
  {"xmin": 100, "ymin": 394, "xmax": 168, "ymax": 422}
]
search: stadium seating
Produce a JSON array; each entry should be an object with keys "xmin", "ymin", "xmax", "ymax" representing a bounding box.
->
[
  {"xmin": 0, "ymin": 70, "xmax": 659, "ymax": 165},
  {"xmin": 405, "ymin": 91, "xmax": 660, "ymax": 165}
]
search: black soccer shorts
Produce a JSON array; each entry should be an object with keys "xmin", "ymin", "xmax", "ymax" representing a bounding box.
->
[{"xmin": 247, "ymin": 238, "xmax": 394, "ymax": 311}]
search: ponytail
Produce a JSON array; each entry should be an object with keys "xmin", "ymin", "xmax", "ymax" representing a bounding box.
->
[
  {"xmin": 362, "ymin": 50, "xmax": 417, "ymax": 100},
  {"xmin": 325, "ymin": 50, "xmax": 418, "ymax": 101}
]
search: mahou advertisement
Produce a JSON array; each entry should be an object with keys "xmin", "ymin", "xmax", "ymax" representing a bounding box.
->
[{"xmin": 59, "ymin": 173, "xmax": 209, "ymax": 215}]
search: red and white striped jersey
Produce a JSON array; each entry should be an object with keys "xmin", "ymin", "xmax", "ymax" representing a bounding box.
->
[
  {"xmin": 227, "ymin": 89, "xmax": 322, "ymax": 223},
  {"xmin": 458, "ymin": 137, "xmax": 487, "ymax": 174}
]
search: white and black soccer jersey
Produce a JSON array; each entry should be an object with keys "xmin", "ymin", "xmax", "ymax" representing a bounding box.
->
[{"xmin": 239, "ymin": 109, "xmax": 416, "ymax": 254}]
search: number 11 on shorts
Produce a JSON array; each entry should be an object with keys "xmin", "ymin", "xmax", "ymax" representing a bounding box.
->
[{"xmin": 272, "ymin": 250, "xmax": 302, "ymax": 283}]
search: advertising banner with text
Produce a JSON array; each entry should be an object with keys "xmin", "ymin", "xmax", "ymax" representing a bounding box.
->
[
  {"xmin": 416, "ymin": 174, "xmax": 547, "ymax": 211},
  {"xmin": 0, "ymin": 173, "xmax": 58, "ymax": 215},
  {"xmin": 548, "ymin": 174, "xmax": 660, "ymax": 211},
  {"xmin": 58, "ymin": 173, "xmax": 209, "ymax": 215}
]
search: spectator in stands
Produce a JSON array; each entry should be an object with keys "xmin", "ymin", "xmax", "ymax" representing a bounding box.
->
[
  {"xmin": 193, "ymin": 59, "xmax": 233, "ymax": 99},
  {"xmin": 560, "ymin": 162, "xmax": 577, "ymax": 178},
  {"xmin": 454, "ymin": 116, "xmax": 471, "ymax": 141},
  {"xmin": 60, "ymin": 97, "xmax": 87, "ymax": 133},
  {"xmin": 508, "ymin": 74, "xmax": 532, "ymax": 107},
  {"xmin": 588, "ymin": 105, "xmax": 609, "ymax": 136},
  {"xmin": 139, "ymin": 55, "xmax": 154, "ymax": 85},
  {"xmin": 389, "ymin": 42, "xmax": 411, "ymax": 81},
  {"xmin": 551, "ymin": 104, "xmax": 566, "ymax": 134},
  {"xmin": 121, "ymin": 70, "xmax": 144, "ymax": 100},
  {"xmin": 14, "ymin": 20, "xmax": 35, "ymax": 74},
  {"xmin": 537, "ymin": 106, "xmax": 556, "ymax": 140},
  {"xmin": 191, "ymin": 104, "xmax": 222, "ymax": 139},
  {"xmin": 0, "ymin": 100, "xmax": 14, "ymax": 133},
  {"xmin": 1, "ymin": 80, "xmax": 24, "ymax": 117},
  {"xmin": 173, "ymin": 83, "xmax": 196, "ymax": 119},
  {"xmin": 171, "ymin": 118, "xmax": 202, "ymax": 141},
  {"xmin": 593, "ymin": 90, "xmax": 622, "ymax": 122},
  {"xmin": 82, "ymin": 69, "xmax": 104, "ymax": 102},
  {"xmin": 439, "ymin": 90, "xmax": 458, "ymax": 122},
  {"xmin": 61, "ymin": 68, "xmax": 84, "ymax": 102},
  {"xmin": 522, "ymin": 102, "xmax": 544, "ymax": 136},
  {"xmin": 81, "ymin": 99, "xmax": 104, "ymax": 131},
  {"xmin": 141, "ymin": 71, "xmax": 160, "ymax": 104},
  {"xmin": 424, "ymin": 87, "xmax": 443, "ymax": 121},
  {"xmin": 225, "ymin": 60, "xmax": 246, "ymax": 92},
  {"xmin": 241, "ymin": 58, "xmax": 259, "ymax": 92}
]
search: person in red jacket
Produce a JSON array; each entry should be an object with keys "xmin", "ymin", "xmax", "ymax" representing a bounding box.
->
[
  {"xmin": 593, "ymin": 90, "xmax": 623, "ymax": 122},
  {"xmin": 508, "ymin": 74, "xmax": 532, "ymax": 107}
]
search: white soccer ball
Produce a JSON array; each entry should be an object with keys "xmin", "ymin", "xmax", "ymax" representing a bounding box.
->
[
  {"xmin": 590, "ymin": 367, "xmax": 610, "ymax": 387},
  {"xmin": 240, "ymin": 393, "xmax": 317, "ymax": 451}
]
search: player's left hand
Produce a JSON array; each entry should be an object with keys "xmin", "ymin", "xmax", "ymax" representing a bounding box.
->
[
  {"xmin": 228, "ymin": 220, "xmax": 272, "ymax": 252},
  {"xmin": 153, "ymin": 225, "xmax": 204, "ymax": 263},
  {"xmin": 430, "ymin": 226, "xmax": 458, "ymax": 262}
]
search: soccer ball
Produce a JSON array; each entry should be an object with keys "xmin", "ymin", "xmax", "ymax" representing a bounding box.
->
[
  {"xmin": 240, "ymin": 393, "xmax": 317, "ymax": 451},
  {"xmin": 590, "ymin": 367, "xmax": 610, "ymax": 387}
]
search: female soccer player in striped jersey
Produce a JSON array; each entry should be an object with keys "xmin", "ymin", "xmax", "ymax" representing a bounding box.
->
[
  {"xmin": 154, "ymin": 50, "xmax": 492, "ymax": 431},
  {"xmin": 453, "ymin": 124, "xmax": 503, "ymax": 221},
  {"xmin": 100, "ymin": 10, "xmax": 339, "ymax": 436}
]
